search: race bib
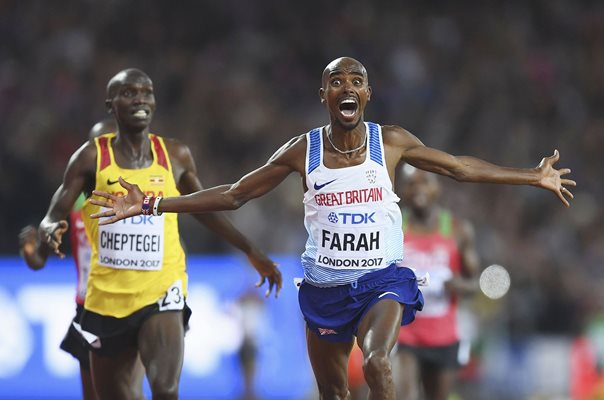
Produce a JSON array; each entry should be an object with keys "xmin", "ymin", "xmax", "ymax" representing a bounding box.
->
[
  {"xmin": 97, "ymin": 211, "xmax": 164, "ymax": 270},
  {"xmin": 158, "ymin": 280, "xmax": 184, "ymax": 311},
  {"xmin": 314, "ymin": 207, "xmax": 387, "ymax": 269}
]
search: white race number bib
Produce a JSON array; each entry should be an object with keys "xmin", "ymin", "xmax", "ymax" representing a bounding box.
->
[
  {"xmin": 158, "ymin": 280, "xmax": 184, "ymax": 311},
  {"xmin": 97, "ymin": 211, "xmax": 164, "ymax": 271}
]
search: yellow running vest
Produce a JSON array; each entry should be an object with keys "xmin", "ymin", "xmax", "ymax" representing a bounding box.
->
[{"xmin": 82, "ymin": 133, "xmax": 187, "ymax": 317}]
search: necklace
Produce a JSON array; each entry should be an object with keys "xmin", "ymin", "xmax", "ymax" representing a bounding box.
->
[{"xmin": 326, "ymin": 126, "xmax": 367, "ymax": 154}]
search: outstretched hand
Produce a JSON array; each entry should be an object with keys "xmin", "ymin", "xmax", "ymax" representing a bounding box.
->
[
  {"xmin": 89, "ymin": 177, "xmax": 145, "ymax": 225},
  {"xmin": 536, "ymin": 150, "xmax": 576, "ymax": 207},
  {"xmin": 247, "ymin": 248, "xmax": 283, "ymax": 298}
]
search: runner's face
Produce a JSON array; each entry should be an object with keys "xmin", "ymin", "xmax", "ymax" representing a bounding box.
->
[
  {"xmin": 110, "ymin": 76, "xmax": 155, "ymax": 131},
  {"xmin": 320, "ymin": 61, "xmax": 371, "ymax": 130}
]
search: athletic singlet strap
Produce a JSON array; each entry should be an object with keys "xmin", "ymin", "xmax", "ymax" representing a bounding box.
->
[
  {"xmin": 367, "ymin": 122, "xmax": 383, "ymax": 166},
  {"xmin": 307, "ymin": 128, "xmax": 321, "ymax": 174},
  {"xmin": 150, "ymin": 134, "xmax": 169, "ymax": 170},
  {"xmin": 98, "ymin": 136, "xmax": 111, "ymax": 171}
]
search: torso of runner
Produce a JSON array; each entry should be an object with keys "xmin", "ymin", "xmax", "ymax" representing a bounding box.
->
[
  {"xmin": 301, "ymin": 122, "xmax": 404, "ymax": 287},
  {"xmin": 398, "ymin": 210, "xmax": 461, "ymax": 346},
  {"xmin": 81, "ymin": 133, "xmax": 186, "ymax": 317}
]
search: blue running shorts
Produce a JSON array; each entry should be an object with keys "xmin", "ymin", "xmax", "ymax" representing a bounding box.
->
[{"xmin": 298, "ymin": 264, "xmax": 424, "ymax": 342}]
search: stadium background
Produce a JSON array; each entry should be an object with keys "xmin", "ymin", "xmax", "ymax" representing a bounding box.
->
[{"xmin": 1, "ymin": 1, "xmax": 603, "ymax": 398}]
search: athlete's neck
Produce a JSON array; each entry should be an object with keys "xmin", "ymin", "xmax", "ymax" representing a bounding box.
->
[
  {"xmin": 327, "ymin": 122, "xmax": 366, "ymax": 153},
  {"xmin": 113, "ymin": 130, "xmax": 153, "ymax": 168}
]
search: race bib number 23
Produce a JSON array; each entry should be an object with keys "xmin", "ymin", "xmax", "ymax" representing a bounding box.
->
[{"xmin": 158, "ymin": 280, "xmax": 185, "ymax": 311}]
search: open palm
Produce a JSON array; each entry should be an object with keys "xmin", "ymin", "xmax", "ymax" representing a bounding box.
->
[
  {"xmin": 536, "ymin": 150, "xmax": 576, "ymax": 207},
  {"xmin": 90, "ymin": 177, "xmax": 146, "ymax": 225}
]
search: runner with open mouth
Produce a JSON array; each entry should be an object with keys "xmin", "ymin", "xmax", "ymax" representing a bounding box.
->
[{"xmin": 339, "ymin": 98, "xmax": 358, "ymax": 120}]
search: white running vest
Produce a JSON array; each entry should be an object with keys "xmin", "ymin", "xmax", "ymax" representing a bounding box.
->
[{"xmin": 302, "ymin": 122, "xmax": 404, "ymax": 287}]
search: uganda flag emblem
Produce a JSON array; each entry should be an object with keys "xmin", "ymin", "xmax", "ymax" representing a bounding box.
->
[{"xmin": 149, "ymin": 175, "xmax": 164, "ymax": 185}]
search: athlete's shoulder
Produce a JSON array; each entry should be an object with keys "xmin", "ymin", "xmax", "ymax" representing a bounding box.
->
[
  {"xmin": 149, "ymin": 133, "xmax": 179, "ymax": 146},
  {"xmin": 266, "ymin": 133, "xmax": 308, "ymax": 174},
  {"xmin": 153, "ymin": 135, "xmax": 194, "ymax": 162},
  {"xmin": 272, "ymin": 133, "xmax": 307, "ymax": 158},
  {"xmin": 158, "ymin": 135, "xmax": 188, "ymax": 152},
  {"xmin": 379, "ymin": 125, "xmax": 425, "ymax": 157},
  {"xmin": 288, "ymin": 133, "xmax": 308, "ymax": 150},
  {"xmin": 380, "ymin": 124, "xmax": 413, "ymax": 139},
  {"xmin": 292, "ymin": 124, "xmax": 334, "ymax": 150},
  {"xmin": 63, "ymin": 139, "xmax": 97, "ymax": 177},
  {"xmin": 72, "ymin": 138, "xmax": 98, "ymax": 165}
]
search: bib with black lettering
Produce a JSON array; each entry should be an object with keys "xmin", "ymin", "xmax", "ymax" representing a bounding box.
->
[
  {"xmin": 82, "ymin": 133, "xmax": 187, "ymax": 317},
  {"xmin": 302, "ymin": 122, "xmax": 404, "ymax": 286}
]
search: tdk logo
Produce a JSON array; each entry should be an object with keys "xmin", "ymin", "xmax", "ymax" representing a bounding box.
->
[
  {"xmin": 328, "ymin": 212, "xmax": 376, "ymax": 224},
  {"xmin": 120, "ymin": 215, "xmax": 156, "ymax": 225},
  {"xmin": 328, "ymin": 212, "xmax": 339, "ymax": 223}
]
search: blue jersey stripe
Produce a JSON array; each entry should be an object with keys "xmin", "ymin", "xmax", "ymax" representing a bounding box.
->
[
  {"xmin": 368, "ymin": 122, "xmax": 383, "ymax": 166},
  {"xmin": 307, "ymin": 128, "xmax": 321, "ymax": 174}
]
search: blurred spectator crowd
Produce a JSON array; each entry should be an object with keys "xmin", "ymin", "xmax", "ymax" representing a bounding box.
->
[{"xmin": 1, "ymin": 0, "xmax": 603, "ymax": 343}]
